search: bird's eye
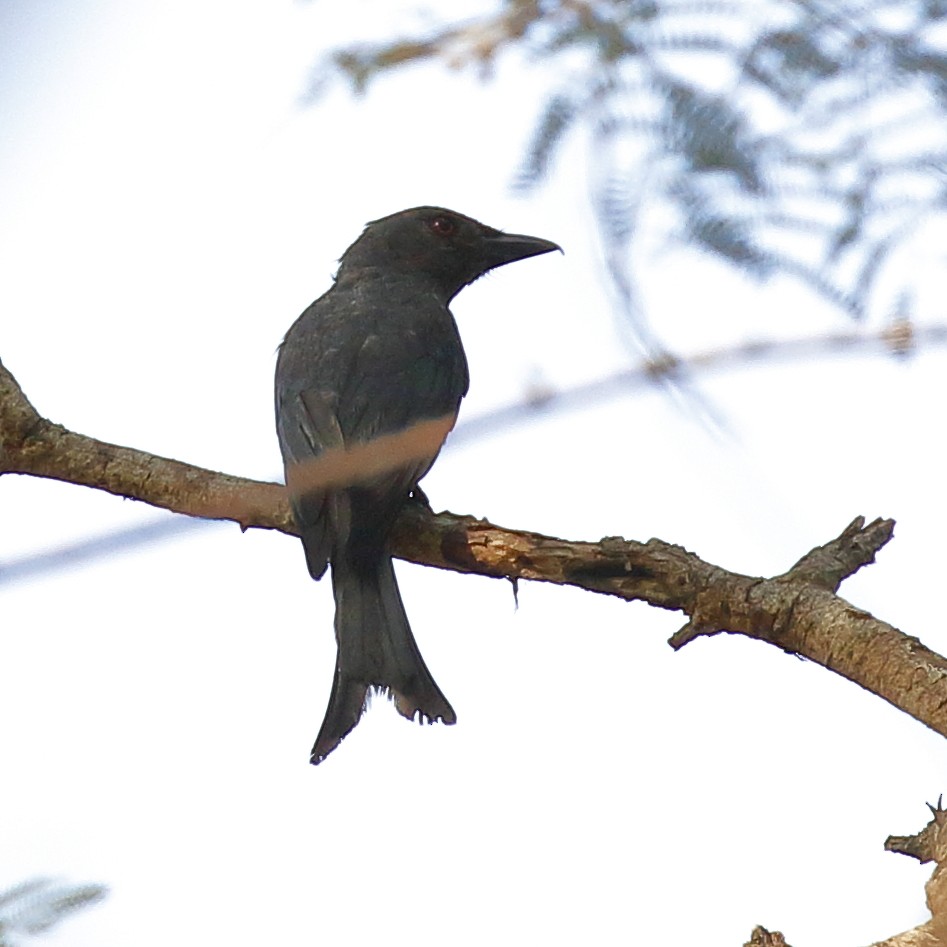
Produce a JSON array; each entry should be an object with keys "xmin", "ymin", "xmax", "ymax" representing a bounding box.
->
[{"xmin": 429, "ymin": 215, "xmax": 456, "ymax": 237}]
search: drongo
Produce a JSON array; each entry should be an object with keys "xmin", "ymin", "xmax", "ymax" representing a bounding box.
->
[{"xmin": 275, "ymin": 206, "xmax": 560, "ymax": 764}]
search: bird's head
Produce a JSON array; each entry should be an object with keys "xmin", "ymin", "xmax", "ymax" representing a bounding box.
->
[{"xmin": 335, "ymin": 206, "xmax": 561, "ymax": 302}]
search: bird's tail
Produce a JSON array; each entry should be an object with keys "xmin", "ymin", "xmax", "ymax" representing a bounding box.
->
[{"xmin": 311, "ymin": 554, "xmax": 456, "ymax": 764}]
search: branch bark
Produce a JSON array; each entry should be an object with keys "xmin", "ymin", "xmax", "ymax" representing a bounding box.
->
[
  {"xmin": 3, "ymin": 356, "xmax": 946, "ymax": 739},
  {"xmin": 876, "ymin": 801, "xmax": 947, "ymax": 946}
]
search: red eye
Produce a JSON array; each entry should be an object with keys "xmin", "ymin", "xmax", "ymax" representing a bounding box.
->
[{"xmin": 429, "ymin": 215, "xmax": 456, "ymax": 237}]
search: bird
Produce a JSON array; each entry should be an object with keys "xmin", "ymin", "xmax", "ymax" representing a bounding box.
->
[{"xmin": 275, "ymin": 206, "xmax": 560, "ymax": 764}]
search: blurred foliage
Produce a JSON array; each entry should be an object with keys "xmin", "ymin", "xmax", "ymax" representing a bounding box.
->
[
  {"xmin": 311, "ymin": 0, "xmax": 947, "ymax": 351},
  {"xmin": 0, "ymin": 878, "xmax": 106, "ymax": 945}
]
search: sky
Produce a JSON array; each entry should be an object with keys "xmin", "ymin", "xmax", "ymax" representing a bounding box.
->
[{"xmin": 1, "ymin": 2, "xmax": 946, "ymax": 945}]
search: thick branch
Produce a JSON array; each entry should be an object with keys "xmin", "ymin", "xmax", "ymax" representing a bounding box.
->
[
  {"xmin": 3, "ymin": 357, "xmax": 947, "ymax": 740},
  {"xmin": 0, "ymin": 358, "xmax": 289, "ymax": 532}
]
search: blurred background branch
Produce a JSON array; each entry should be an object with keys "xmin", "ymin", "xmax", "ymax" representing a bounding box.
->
[
  {"xmin": 0, "ymin": 878, "xmax": 106, "ymax": 947},
  {"xmin": 311, "ymin": 0, "xmax": 947, "ymax": 353}
]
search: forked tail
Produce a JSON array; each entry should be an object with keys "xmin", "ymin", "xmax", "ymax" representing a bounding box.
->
[{"xmin": 311, "ymin": 554, "xmax": 456, "ymax": 764}]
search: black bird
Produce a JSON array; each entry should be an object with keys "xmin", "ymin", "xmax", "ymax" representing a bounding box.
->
[{"xmin": 275, "ymin": 206, "xmax": 560, "ymax": 764}]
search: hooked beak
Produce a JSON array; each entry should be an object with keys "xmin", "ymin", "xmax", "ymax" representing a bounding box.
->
[{"xmin": 481, "ymin": 230, "xmax": 562, "ymax": 270}]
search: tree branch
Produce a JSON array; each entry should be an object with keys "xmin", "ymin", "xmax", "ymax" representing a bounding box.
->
[
  {"xmin": 877, "ymin": 800, "xmax": 947, "ymax": 946},
  {"xmin": 3, "ymin": 357, "xmax": 946, "ymax": 740},
  {"xmin": 0, "ymin": 358, "xmax": 289, "ymax": 532}
]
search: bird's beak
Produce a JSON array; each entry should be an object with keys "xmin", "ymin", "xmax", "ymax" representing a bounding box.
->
[{"xmin": 481, "ymin": 230, "xmax": 562, "ymax": 270}]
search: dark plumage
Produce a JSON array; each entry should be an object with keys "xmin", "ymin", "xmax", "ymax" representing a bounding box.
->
[{"xmin": 275, "ymin": 206, "xmax": 560, "ymax": 764}]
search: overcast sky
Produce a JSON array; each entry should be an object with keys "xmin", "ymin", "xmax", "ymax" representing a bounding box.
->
[{"xmin": 2, "ymin": 3, "xmax": 946, "ymax": 946}]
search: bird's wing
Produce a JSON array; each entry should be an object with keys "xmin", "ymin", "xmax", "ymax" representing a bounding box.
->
[{"xmin": 276, "ymin": 386, "xmax": 345, "ymax": 579}]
